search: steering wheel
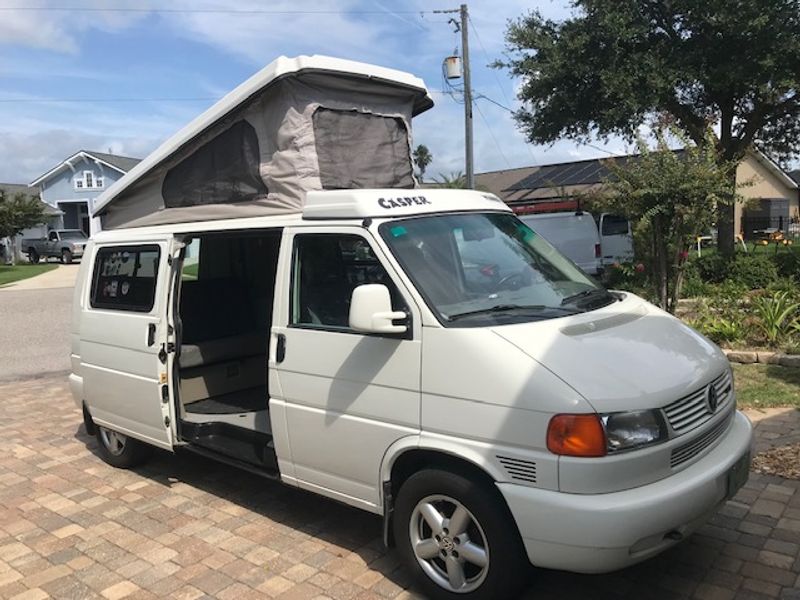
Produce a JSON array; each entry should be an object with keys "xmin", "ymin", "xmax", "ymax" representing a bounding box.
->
[{"xmin": 495, "ymin": 270, "xmax": 528, "ymax": 291}]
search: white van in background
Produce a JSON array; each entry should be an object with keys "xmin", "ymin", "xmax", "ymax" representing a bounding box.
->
[
  {"xmin": 598, "ymin": 213, "xmax": 635, "ymax": 265},
  {"xmin": 519, "ymin": 211, "xmax": 602, "ymax": 275}
]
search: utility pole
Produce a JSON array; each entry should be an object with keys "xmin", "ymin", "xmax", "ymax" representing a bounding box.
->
[
  {"xmin": 435, "ymin": 4, "xmax": 474, "ymax": 189},
  {"xmin": 460, "ymin": 4, "xmax": 474, "ymax": 189}
]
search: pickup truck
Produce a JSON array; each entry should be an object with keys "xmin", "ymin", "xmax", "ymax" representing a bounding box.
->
[{"xmin": 23, "ymin": 230, "xmax": 88, "ymax": 264}]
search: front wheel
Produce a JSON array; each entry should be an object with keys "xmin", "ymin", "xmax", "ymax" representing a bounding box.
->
[
  {"xmin": 95, "ymin": 425, "xmax": 152, "ymax": 468},
  {"xmin": 393, "ymin": 469, "xmax": 529, "ymax": 600},
  {"xmin": 61, "ymin": 249, "xmax": 73, "ymax": 264}
]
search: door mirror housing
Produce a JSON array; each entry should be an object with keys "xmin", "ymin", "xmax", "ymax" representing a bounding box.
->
[{"xmin": 349, "ymin": 284, "xmax": 407, "ymax": 334}]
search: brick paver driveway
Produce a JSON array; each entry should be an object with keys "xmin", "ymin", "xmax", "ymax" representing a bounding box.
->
[{"xmin": 1, "ymin": 376, "xmax": 798, "ymax": 600}]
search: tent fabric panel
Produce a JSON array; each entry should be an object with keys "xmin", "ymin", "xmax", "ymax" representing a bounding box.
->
[
  {"xmin": 312, "ymin": 108, "xmax": 414, "ymax": 190},
  {"xmin": 100, "ymin": 199, "xmax": 298, "ymax": 230},
  {"xmin": 162, "ymin": 120, "xmax": 267, "ymax": 208},
  {"xmin": 99, "ymin": 68, "xmax": 421, "ymax": 230}
]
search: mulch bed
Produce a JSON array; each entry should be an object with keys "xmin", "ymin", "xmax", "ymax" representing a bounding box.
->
[{"xmin": 752, "ymin": 443, "xmax": 800, "ymax": 480}]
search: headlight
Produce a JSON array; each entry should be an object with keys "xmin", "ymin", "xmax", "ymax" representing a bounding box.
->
[{"xmin": 600, "ymin": 409, "xmax": 667, "ymax": 452}]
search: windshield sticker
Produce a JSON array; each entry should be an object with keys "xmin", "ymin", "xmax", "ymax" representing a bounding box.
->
[
  {"xmin": 390, "ymin": 226, "xmax": 408, "ymax": 238},
  {"xmin": 378, "ymin": 195, "xmax": 431, "ymax": 209}
]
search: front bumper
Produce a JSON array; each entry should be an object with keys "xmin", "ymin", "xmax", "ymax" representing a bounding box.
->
[{"xmin": 498, "ymin": 410, "xmax": 753, "ymax": 574}]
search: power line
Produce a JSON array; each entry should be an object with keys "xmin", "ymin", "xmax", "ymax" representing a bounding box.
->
[
  {"xmin": 474, "ymin": 99, "xmax": 512, "ymax": 169},
  {"xmin": 0, "ymin": 97, "xmax": 218, "ymax": 103},
  {"xmin": 468, "ymin": 14, "xmax": 538, "ymax": 166},
  {"xmin": 0, "ymin": 6, "xmax": 434, "ymax": 14},
  {"xmin": 0, "ymin": 91, "xmax": 450, "ymax": 104}
]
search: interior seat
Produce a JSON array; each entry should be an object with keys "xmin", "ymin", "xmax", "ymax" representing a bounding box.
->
[{"xmin": 179, "ymin": 277, "xmax": 266, "ymax": 368}]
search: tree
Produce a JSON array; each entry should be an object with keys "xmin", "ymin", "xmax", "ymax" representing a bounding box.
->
[
  {"xmin": 433, "ymin": 171, "xmax": 467, "ymax": 188},
  {"xmin": 0, "ymin": 190, "xmax": 48, "ymax": 265},
  {"xmin": 589, "ymin": 129, "xmax": 737, "ymax": 313},
  {"xmin": 412, "ymin": 144, "xmax": 433, "ymax": 181},
  {"xmin": 499, "ymin": 0, "xmax": 800, "ymax": 257}
]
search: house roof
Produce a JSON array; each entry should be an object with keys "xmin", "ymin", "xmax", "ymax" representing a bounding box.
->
[
  {"xmin": 789, "ymin": 169, "xmax": 800, "ymax": 185},
  {"xmin": 476, "ymin": 149, "xmax": 797, "ymax": 205},
  {"xmin": 0, "ymin": 182, "xmax": 32, "ymax": 198},
  {"xmin": 81, "ymin": 151, "xmax": 141, "ymax": 173},
  {"xmin": 29, "ymin": 150, "xmax": 142, "ymax": 186},
  {"xmin": 0, "ymin": 182, "xmax": 62, "ymax": 215}
]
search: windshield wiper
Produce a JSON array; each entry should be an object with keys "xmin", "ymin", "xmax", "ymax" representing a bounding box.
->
[
  {"xmin": 560, "ymin": 288, "xmax": 616, "ymax": 307},
  {"xmin": 447, "ymin": 304, "xmax": 581, "ymax": 321}
]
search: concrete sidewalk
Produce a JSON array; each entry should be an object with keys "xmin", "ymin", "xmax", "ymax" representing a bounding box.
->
[{"xmin": 0, "ymin": 264, "xmax": 79, "ymax": 291}]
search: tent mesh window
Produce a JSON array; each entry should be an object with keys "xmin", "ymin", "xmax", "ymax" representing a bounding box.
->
[
  {"xmin": 312, "ymin": 108, "xmax": 414, "ymax": 190},
  {"xmin": 162, "ymin": 120, "xmax": 267, "ymax": 208}
]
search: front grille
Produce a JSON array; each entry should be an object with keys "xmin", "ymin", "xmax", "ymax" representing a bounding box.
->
[
  {"xmin": 497, "ymin": 455, "xmax": 537, "ymax": 483},
  {"xmin": 662, "ymin": 370, "xmax": 733, "ymax": 435},
  {"xmin": 670, "ymin": 412, "xmax": 732, "ymax": 468}
]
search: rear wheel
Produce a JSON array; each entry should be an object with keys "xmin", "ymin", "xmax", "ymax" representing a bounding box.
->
[
  {"xmin": 28, "ymin": 249, "xmax": 39, "ymax": 263},
  {"xmin": 95, "ymin": 425, "xmax": 152, "ymax": 468},
  {"xmin": 61, "ymin": 249, "xmax": 73, "ymax": 264},
  {"xmin": 394, "ymin": 469, "xmax": 529, "ymax": 600}
]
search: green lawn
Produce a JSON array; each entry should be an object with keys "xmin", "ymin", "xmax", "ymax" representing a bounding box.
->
[
  {"xmin": 733, "ymin": 363, "xmax": 800, "ymax": 409},
  {"xmin": 0, "ymin": 263, "xmax": 58, "ymax": 286}
]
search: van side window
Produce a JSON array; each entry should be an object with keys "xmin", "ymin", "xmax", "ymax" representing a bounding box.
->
[
  {"xmin": 90, "ymin": 245, "xmax": 160, "ymax": 312},
  {"xmin": 291, "ymin": 234, "xmax": 405, "ymax": 329},
  {"xmin": 601, "ymin": 215, "xmax": 630, "ymax": 236}
]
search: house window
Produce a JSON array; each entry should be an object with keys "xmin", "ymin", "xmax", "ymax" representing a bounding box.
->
[{"xmin": 75, "ymin": 171, "xmax": 104, "ymax": 190}]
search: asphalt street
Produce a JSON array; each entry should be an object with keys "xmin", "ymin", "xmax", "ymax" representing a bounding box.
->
[{"xmin": 0, "ymin": 286, "xmax": 73, "ymax": 381}]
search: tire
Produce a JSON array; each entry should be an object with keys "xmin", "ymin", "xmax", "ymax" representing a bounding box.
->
[
  {"xmin": 393, "ymin": 469, "xmax": 529, "ymax": 600},
  {"xmin": 61, "ymin": 249, "xmax": 73, "ymax": 264},
  {"xmin": 28, "ymin": 249, "xmax": 39, "ymax": 264},
  {"xmin": 95, "ymin": 425, "xmax": 152, "ymax": 469}
]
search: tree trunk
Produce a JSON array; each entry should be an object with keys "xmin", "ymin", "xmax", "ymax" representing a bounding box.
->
[
  {"xmin": 652, "ymin": 215, "xmax": 668, "ymax": 310},
  {"xmin": 717, "ymin": 106, "xmax": 737, "ymax": 258},
  {"xmin": 716, "ymin": 187, "xmax": 736, "ymax": 259},
  {"xmin": 9, "ymin": 235, "xmax": 19, "ymax": 266}
]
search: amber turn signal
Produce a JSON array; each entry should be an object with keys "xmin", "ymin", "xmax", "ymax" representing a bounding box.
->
[{"xmin": 547, "ymin": 414, "xmax": 607, "ymax": 457}]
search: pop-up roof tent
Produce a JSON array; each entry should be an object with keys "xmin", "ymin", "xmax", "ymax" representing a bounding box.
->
[{"xmin": 93, "ymin": 55, "xmax": 434, "ymax": 230}]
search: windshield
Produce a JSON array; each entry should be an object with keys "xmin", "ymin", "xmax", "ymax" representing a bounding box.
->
[
  {"xmin": 380, "ymin": 212, "xmax": 616, "ymax": 326},
  {"xmin": 60, "ymin": 231, "xmax": 87, "ymax": 240}
]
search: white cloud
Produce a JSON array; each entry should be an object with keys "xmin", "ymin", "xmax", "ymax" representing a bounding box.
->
[
  {"xmin": 0, "ymin": 1, "xmax": 144, "ymax": 54},
  {"xmin": 0, "ymin": 129, "xmax": 159, "ymax": 183}
]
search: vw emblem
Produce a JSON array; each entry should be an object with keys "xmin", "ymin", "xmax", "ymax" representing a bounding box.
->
[{"xmin": 706, "ymin": 384, "xmax": 719, "ymax": 413}]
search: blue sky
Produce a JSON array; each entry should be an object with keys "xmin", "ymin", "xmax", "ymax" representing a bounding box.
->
[{"xmin": 0, "ymin": 0, "xmax": 639, "ymax": 184}]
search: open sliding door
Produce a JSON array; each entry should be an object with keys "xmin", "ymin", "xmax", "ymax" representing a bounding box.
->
[{"xmin": 80, "ymin": 237, "xmax": 182, "ymax": 450}]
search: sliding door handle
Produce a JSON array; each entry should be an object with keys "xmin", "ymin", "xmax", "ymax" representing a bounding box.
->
[
  {"xmin": 276, "ymin": 334, "xmax": 286, "ymax": 363},
  {"xmin": 147, "ymin": 323, "xmax": 157, "ymax": 347}
]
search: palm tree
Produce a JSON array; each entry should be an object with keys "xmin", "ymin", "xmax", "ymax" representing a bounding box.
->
[
  {"xmin": 412, "ymin": 145, "xmax": 433, "ymax": 181},
  {"xmin": 433, "ymin": 171, "xmax": 466, "ymax": 188}
]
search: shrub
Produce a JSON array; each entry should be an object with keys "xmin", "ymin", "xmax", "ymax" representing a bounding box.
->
[
  {"xmin": 698, "ymin": 316, "xmax": 748, "ymax": 345},
  {"xmin": 728, "ymin": 254, "xmax": 779, "ymax": 289},
  {"xmin": 752, "ymin": 291, "xmax": 800, "ymax": 345},
  {"xmin": 692, "ymin": 254, "xmax": 729, "ymax": 284},
  {"xmin": 772, "ymin": 249, "xmax": 800, "ymax": 282},
  {"xmin": 681, "ymin": 262, "xmax": 710, "ymax": 297},
  {"xmin": 690, "ymin": 253, "xmax": 779, "ymax": 289}
]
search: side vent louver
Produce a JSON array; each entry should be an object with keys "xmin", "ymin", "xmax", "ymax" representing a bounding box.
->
[{"xmin": 497, "ymin": 455, "xmax": 537, "ymax": 484}]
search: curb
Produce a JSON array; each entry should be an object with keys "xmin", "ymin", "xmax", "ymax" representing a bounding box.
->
[{"xmin": 723, "ymin": 349, "xmax": 800, "ymax": 368}]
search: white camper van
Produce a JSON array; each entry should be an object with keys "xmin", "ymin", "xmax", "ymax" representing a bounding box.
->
[{"xmin": 70, "ymin": 56, "xmax": 752, "ymax": 600}]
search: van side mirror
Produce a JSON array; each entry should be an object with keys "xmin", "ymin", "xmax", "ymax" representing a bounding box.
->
[{"xmin": 349, "ymin": 284, "xmax": 407, "ymax": 334}]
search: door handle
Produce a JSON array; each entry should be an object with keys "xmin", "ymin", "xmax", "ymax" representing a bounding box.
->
[
  {"xmin": 276, "ymin": 334, "xmax": 286, "ymax": 363},
  {"xmin": 147, "ymin": 323, "xmax": 157, "ymax": 347}
]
